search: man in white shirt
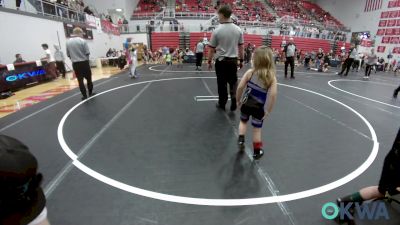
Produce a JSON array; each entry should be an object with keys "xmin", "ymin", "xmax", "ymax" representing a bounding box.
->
[
  {"xmin": 41, "ymin": 43, "xmax": 58, "ymax": 79},
  {"xmin": 195, "ymin": 39, "xmax": 205, "ymax": 71},
  {"xmin": 41, "ymin": 44, "xmax": 55, "ymax": 62}
]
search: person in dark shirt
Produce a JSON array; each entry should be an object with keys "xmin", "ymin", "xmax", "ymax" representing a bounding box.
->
[
  {"xmin": 336, "ymin": 127, "xmax": 400, "ymax": 223},
  {"xmin": 315, "ymin": 48, "xmax": 324, "ymax": 70},
  {"xmin": 0, "ymin": 135, "xmax": 51, "ymax": 225},
  {"xmin": 323, "ymin": 53, "xmax": 331, "ymax": 72},
  {"xmin": 304, "ymin": 52, "xmax": 311, "ymax": 70},
  {"xmin": 14, "ymin": 54, "xmax": 26, "ymax": 64}
]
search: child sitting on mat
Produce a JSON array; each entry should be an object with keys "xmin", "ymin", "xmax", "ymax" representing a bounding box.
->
[{"xmin": 236, "ymin": 46, "xmax": 278, "ymax": 160}]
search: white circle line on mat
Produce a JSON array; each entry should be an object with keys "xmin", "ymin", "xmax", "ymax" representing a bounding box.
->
[
  {"xmin": 328, "ymin": 79, "xmax": 400, "ymax": 109},
  {"xmin": 148, "ymin": 65, "xmax": 336, "ymax": 75},
  {"xmin": 58, "ymin": 76, "xmax": 379, "ymax": 206}
]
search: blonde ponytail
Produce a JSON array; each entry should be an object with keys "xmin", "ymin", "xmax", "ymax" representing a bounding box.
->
[{"xmin": 252, "ymin": 46, "xmax": 276, "ymax": 88}]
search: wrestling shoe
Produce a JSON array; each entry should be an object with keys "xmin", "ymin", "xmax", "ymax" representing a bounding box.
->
[{"xmin": 253, "ymin": 149, "xmax": 264, "ymax": 160}]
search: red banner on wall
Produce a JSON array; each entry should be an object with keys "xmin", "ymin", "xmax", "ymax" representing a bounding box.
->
[
  {"xmin": 388, "ymin": 19, "xmax": 397, "ymax": 26},
  {"xmin": 101, "ymin": 20, "xmax": 120, "ymax": 36},
  {"xmin": 388, "ymin": 0, "xmax": 400, "ymax": 8},
  {"xmin": 393, "ymin": 47, "xmax": 400, "ymax": 54},
  {"xmin": 379, "ymin": 20, "xmax": 388, "ymax": 26},
  {"xmin": 377, "ymin": 46, "xmax": 386, "ymax": 52},
  {"xmin": 390, "ymin": 36, "xmax": 400, "ymax": 44},
  {"xmin": 385, "ymin": 28, "xmax": 393, "ymax": 35},
  {"xmin": 382, "ymin": 36, "xmax": 391, "ymax": 43},
  {"xmin": 377, "ymin": 29, "xmax": 386, "ymax": 35},
  {"xmin": 389, "ymin": 10, "xmax": 399, "ymax": 17}
]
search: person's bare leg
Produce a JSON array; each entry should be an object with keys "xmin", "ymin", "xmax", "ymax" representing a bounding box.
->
[
  {"xmin": 359, "ymin": 186, "xmax": 384, "ymax": 200},
  {"xmin": 238, "ymin": 121, "xmax": 247, "ymax": 149},
  {"xmin": 252, "ymin": 128, "xmax": 262, "ymax": 143},
  {"xmin": 239, "ymin": 120, "xmax": 247, "ymax": 136}
]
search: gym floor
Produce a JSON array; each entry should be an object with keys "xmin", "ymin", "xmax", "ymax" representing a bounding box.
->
[{"xmin": 1, "ymin": 63, "xmax": 400, "ymax": 225}]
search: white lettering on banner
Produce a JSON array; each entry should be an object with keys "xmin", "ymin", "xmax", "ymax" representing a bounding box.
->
[{"xmin": 85, "ymin": 14, "xmax": 97, "ymax": 28}]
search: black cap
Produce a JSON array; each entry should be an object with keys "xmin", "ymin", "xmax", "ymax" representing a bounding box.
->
[
  {"xmin": 0, "ymin": 135, "xmax": 37, "ymax": 185},
  {"xmin": 0, "ymin": 135, "xmax": 46, "ymax": 224}
]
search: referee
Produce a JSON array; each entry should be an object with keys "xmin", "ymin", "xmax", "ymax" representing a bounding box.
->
[
  {"xmin": 66, "ymin": 27, "xmax": 95, "ymax": 100},
  {"xmin": 283, "ymin": 38, "xmax": 296, "ymax": 79},
  {"xmin": 208, "ymin": 5, "xmax": 244, "ymax": 111},
  {"xmin": 195, "ymin": 39, "xmax": 205, "ymax": 71}
]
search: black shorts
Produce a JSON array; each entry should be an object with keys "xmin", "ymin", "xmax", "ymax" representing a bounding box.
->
[
  {"xmin": 72, "ymin": 60, "xmax": 92, "ymax": 78},
  {"xmin": 240, "ymin": 104, "xmax": 264, "ymax": 128},
  {"xmin": 378, "ymin": 128, "xmax": 400, "ymax": 196}
]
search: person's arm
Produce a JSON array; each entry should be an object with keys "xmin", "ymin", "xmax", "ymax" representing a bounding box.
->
[
  {"xmin": 66, "ymin": 44, "xmax": 71, "ymax": 59},
  {"xmin": 238, "ymin": 44, "xmax": 244, "ymax": 67},
  {"xmin": 283, "ymin": 46, "xmax": 287, "ymax": 59},
  {"xmin": 238, "ymin": 30, "xmax": 244, "ymax": 68},
  {"xmin": 236, "ymin": 69, "xmax": 253, "ymax": 105},
  {"xmin": 264, "ymin": 76, "xmax": 278, "ymax": 119},
  {"xmin": 84, "ymin": 41, "xmax": 90, "ymax": 57},
  {"xmin": 208, "ymin": 32, "xmax": 217, "ymax": 69}
]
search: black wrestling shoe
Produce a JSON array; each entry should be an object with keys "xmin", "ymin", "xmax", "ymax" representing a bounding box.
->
[
  {"xmin": 290, "ymin": 76, "xmax": 295, "ymax": 79},
  {"xmin": 394, "ymin": 92, "xmax": 398, "ymax": 98},
  {"xmin": 238, "ymin": 135, "xmax": 245, "ymax": 151},
  {"xmin": 230, "ymin": 99, "xmax": 237, "ymax": 111},
  {"xmin": 216, "ymin": 103, "xmax": 225, "ymax": 111},
  {"xmin": 89, "ymin": 92, "xmax": 97, "ymax": 97},
  {"xmin": 335, "ymin": 198, "xmax": 356, "ymax": 224},
  {"xmin": 81, "ymin": 96, "xmax": 87, "ymax": 101},
  {"xmin": 253, "ymin": 149, "xmax": 264, "ymax": 160}
]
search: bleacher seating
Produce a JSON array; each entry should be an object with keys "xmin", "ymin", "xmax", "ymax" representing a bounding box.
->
[
  {"xmin": 132, "ymin": 0, "xmax": 345, "ymax": 30},
  {"xmin": 221, "ymin": 0, "xmax": 273, "ymax": 22},
  {"xmin": 301, "ymin": 1, "xmax": 344, "ymax": 28},
  {"xmin": 269, "ymin": 0, "xmax": 307, "ymax": 20},
  {"xmin": 176, "ymin": 0, "xmax": 214, "ymax": 13},
  {"xmin": 133, "ymin": 0, "xmax": 166, "ymax": 14}
]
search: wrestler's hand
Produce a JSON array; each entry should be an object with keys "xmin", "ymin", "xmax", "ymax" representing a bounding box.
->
[{"xmin": 238, "ymin": 61, "xmax": 244, "ymax": 70}]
